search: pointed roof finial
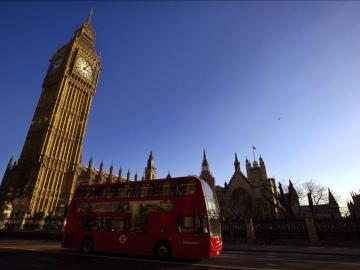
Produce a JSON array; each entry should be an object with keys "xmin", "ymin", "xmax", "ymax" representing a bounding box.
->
[
  {"xmin": 109, "ymin": 162, "xmax": 114, "ymax": 175},
  {"xmin": 234, "ymin": 153, "xmax": 240, "ymax": 165},
  {"xmin": 99, "ymin": 160, "xmax": 104, "ymax": 172},
  {"xmin": 234, "ymin": 152, "xmax": 240, "ymax": 173},
  {"xmin": 202, "ymin": 149, "xmax": 208, "ymax": 166},
  {"xmin": 328, "ymin": 188, "xmax": 338, "ymax": 205},
  {"xmin": 87, "ymin": 8, "xmax": 94, "ymax": 25}
]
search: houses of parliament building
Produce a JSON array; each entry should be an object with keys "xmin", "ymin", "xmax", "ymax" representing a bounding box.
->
[{"xmin": 0, "ymin": 11, "xmax": 341, "ymax": 225}]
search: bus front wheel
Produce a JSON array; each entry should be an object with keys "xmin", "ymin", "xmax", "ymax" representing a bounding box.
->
[
  {"xmin": 155, "ymin": 241, "xmax": 172, "ymax": 259},
  {"xmin": 81, "ymin": 237, "xmax": 94, "ymax": 254}
]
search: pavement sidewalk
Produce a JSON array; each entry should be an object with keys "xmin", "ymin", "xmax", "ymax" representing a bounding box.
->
[{"xmin": 223, "ymin": 243, "xmax": 360, "ymax": 257}]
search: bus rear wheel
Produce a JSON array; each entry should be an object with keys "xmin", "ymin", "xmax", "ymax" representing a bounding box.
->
[
  {"xmin": 155, "ymin": 241, "xmax": 172, "ymax": 259},
  {"xmin": 81, "ymin": 238, "xmax": 93, "ymax": 254}
]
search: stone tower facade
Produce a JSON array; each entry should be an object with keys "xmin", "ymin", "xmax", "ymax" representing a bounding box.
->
[
  {"xmin": 200, "ymin": 150, "xmax": 215, "ymax": 189},
  {"xmin": 144, "ymin": 151, "xmax": 156, "ymax": 180},
  {"xmin": 215, "ymin": 154, "xmax": 279, "ymax": 220},
  {"xmin": 0, "ymin": 10, "xmax": 100, "ymax": 217}
]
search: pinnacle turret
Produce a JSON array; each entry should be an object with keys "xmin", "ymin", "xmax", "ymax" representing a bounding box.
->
[
  {"xmin": 234, "ymin": 153, "xmax": 240, "ymax": 173},
  {"xmin": 328, "ymin": 188, "xmax": 338, "ymax": 205},
  {"xmin": 144, "ymin": 151, "xmax": 156, "ymax": 180},
  {"xmin": 109, "ymin": 163, "xmax": 113, "ymax": 175},
  {"xmin": 246, "ymin": 158, "xmax": 251, "ymax": 168},
  {"xmin": 87, "ymin": 156, "xmax": 93, "ymax": 169},
  {"xmin": 118, "ymin": 167, "xmax": 122, "ymax": 180},
  {"xmin": 202, "ymin": 149, "xmax": 209, "ymax": 167},
  {"xmin": 6, "ymin": 156, "xmax": 15, "ymax": 170}
]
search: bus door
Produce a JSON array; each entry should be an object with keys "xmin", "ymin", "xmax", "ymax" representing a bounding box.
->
[
  {"xmin": 176, "ymin": 216, "xmax": 210, "ymax": 257},
  {"xmin": 105, "ymin": 216, "xmax": 131, "ymax": 253}
]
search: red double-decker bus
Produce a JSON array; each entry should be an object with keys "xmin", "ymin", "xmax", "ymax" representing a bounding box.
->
[{"xmin": 62, "ymin": 176, "xmax": 222, "ymax": 259}]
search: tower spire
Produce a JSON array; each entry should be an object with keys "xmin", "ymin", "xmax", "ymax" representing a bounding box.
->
[
  {"xmin": 118, "ymin": 167, "xmax": 122, "ymax": 180},
  {"xmin": 199, "ymin": 150, "xmax": 215, "ymax": 189},
  {"xmin": 86, "ymin": 8, "xmax": 94, "ymax": 26},
  {"xmin": 328, "ymin": 188, "xmax": 338, "ymax": 205},
  {"xmin": 202, "ymin": 149, "xmax": 209, "ymax": 167},
  {"xmin": 234, "ymin": 152, "xmax": 240, "ymax": 173},
  {"xmin": 7, "ymin": 156, "xmax": 15, "ymax": 170},
  {"xmin": 144, "ymin": 151, "xmax": 156, "ymax": 180},
  {"xmin": 88, "ymin": 155, "xmax": 93, "ymax": 169}
]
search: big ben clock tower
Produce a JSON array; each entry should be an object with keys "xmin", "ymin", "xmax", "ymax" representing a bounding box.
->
[{"xmin": 2, "ymin": 9, "xmax": 101, "ymax": 217}]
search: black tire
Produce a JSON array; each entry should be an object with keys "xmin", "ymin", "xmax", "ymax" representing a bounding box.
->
[
  {"xmin": 155, "ymin": 241, "xmax": 172, "ymax": 259},
  {"xmin": 81, "ymin": 238, "xmax": 94, "ymax": 254}
]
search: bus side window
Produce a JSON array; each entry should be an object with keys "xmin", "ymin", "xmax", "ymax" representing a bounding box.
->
[
  {"xmin": 89, "ymin": 188, "xmax": 104, "ymax": 200},
  {"xmin": 150, "ymin": 183, "xmax": 162, "ymax": 197},
  {"xmin": 80, "ymin": 216, "xmax": 97, "ymax": 231},
  {"xmin": 140, "ymin": 185, "xmax": 150, "ymax": 197},
  {"xmin": 177, "ymin": 216, "xmax": 207, "ymax": 234},
  {"xmin": 177, "ymin": 184, "xmax": 188, "ymax": 196},
  {"xmin": 128, "ymin": 187, "xmax": 140, "ymax": 198},
  {"xmin": 188, "ymin": 183, "xmax": 197, "ymax": 195},
  {"xmin": 109, "ymin": 187, "xmax": 119, "ymax": 198},
  {"xmin": 111, "ymin": 217, "xmax": 129, "ymax": 232},
  {"xmin": 118, "ymin": 186, "xmax": 129, "ymax": 198},
  {"xmin": 103, "ymin": 187, "xmax": 111, "ymax": 198}
]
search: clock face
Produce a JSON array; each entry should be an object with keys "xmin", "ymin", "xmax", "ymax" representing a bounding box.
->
[
  {"xmin": 75, "ymin": 57, "xmax": 93, "ymax": 79},
  {"xmin": 51, "ymin": 57, "xmax": 63, "ymax": 71}
]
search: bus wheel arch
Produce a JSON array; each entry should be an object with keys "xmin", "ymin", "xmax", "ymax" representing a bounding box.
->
[
  {"xmin": 81, "ymin": 236, "xmax": 94, "ymax": 254},
  {"xmin": 154, "ymin": 240, "xmax": 172, "ymax": 259}
]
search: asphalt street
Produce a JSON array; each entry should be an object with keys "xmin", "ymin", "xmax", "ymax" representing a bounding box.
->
[{"xmin": 0, "ymin": 239, "xmax": 359, "ymax": 270}]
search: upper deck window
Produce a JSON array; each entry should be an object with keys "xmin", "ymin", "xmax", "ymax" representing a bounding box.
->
[{"xmin": 76, "ymin": 179, "xmax": 198, "ymax": 200}]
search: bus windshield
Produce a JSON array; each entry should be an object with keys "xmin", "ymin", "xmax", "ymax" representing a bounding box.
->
[
  {"xmin": 200, "ymin": 180, "xmax": 221, "ymax": 237},
  {"xmin": 200, "ymin": 179, "xmax": 219, "ymax": 216}
]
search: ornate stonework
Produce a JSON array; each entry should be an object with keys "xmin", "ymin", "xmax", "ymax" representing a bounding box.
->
[{"xmin": 0, "ymin": 10, "xmax": 100, "ymax": 217}]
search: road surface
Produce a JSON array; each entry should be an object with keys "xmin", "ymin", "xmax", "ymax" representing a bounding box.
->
[{"xmin": 0, "ymin": 239, "xmax": 359, "ymax": 269}]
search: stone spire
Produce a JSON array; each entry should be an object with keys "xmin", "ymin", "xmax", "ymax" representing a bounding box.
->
[
  {"xmin": 259, "ymin": 155, "xmax": 265, "ymax": 167},
  {"xmin": 166, "ymin": 171, "xmax": 172, "ymax": 179},
  {"xmin": 118, "ymin": 167, "xmax": 122, "ymax": 180},
  {"xmin": 109, "ymin": 163, "xmax": 113, "ymax": 176},
  {"xmin": 202, "ymin": 149, "xmax": 209, "ymax": 169},
  {"xmin": 126, "ymin": 170, "xmax": 130, "ymax": 181},
  {"xmin": 72, "ymin": 8, "xmax": 96, "ymax": 46},
  {"xmin": 234, "ymin": 153, "xmax": 240, "ymax": 173},
  {"xmin": 246, "ymin": 157, "xmax": 251, "ymax": 168},
  {"xmin": 99, "ymin": 160, "xmax": 104, "ymax": 172},
  {"xmin": 86, "ymin": 8, "xmax": 94, "ymax": 26},
  {"xmin": 328, "ymin": 188, "xmax": 338, "ymax": 206},
  {"xmin": 87, "ymin": 156, "xmax": 93, "ymax": 169},
  {"xmin": 200, "ymin": 150, "xmax": 215, "ymax": 189},
  {"xmin": 288, "ymin": 180, "xmax": 300, "ymax": 206},
  {"xmin": 6, "ymin": 156, "xmax": 15, "ymax": 170},
  {"xmin": 134, "ymin": 172, "xmax": 138, "ymax": 181},
  {"xmin": 144, "ymin": 151, "xmax": 156, "ymax": 180}
]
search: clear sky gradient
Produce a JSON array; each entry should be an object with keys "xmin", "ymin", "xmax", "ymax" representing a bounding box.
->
[{"xmin": 0, "ymin": 2, "xmax": 359, "ymax": 208}]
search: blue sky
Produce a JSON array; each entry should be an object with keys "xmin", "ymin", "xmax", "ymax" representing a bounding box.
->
[{"xmin": 0, "ymin": 2, "xmax": 359, "ymax": 208}]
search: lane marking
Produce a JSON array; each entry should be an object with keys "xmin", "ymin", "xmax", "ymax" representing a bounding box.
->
[
  {"xmin": 24, "ymin": 264, "xmax": 47, "ymax": 269},
  {"xmin": 47, "ymin": 250, "xmax": 279, "ymax": 270},
  {"xmin": 218, "ymin": 253, "xmax": 360, "ymax": 266},
  {"xmin": 1, "ymin": 247, "xmax": 38, "ymax": 251},
  {"xmin": 3, "ymin": 246, "xmax": 360, "ymax": 268}
]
